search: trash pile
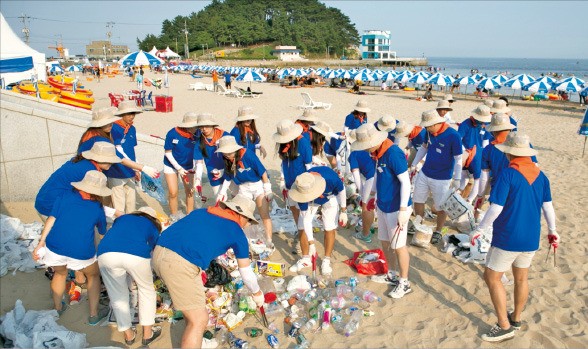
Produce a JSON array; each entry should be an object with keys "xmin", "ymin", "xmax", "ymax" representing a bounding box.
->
[
  {"xmin": 0, "ymin": 300, "xmax": 88, "ymax": 348},
  {"xmin": 0, "ymin": 215, "xmax": 43, "ymax": 277}
]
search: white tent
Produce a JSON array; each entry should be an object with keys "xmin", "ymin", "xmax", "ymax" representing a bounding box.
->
[
  {"xmin": 148, "ymin": 46, "xmax": 158, "ymax": 56},
  {"xmin": 163, "ymin": 46, "xmax": 180, "ymax": 58},
  {"xmin": 0, "ymin": 12, "xmax": 46, "ymax": 86}
]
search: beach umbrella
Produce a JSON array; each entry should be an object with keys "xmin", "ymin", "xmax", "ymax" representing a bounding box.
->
[
  {"xmin": 380, "ymin": 71, "xmax": 397, "ymax": 82},
  {"xmin": 235, "ymin": 70, "xmax": 266, "ymax": 85},
  {"xmin": 353, "ymin": 71, "xmax": 375, "ymax": 82},
  {"xmin": 557, "ymin": 76, "xmax": 585, "ymax": 87},
  {"xmin": 534, "ymin": 76, "xmax": 556, "ymax": 85},
  {"xmin": 554, "ymin": 81, "xmax": 582, "ymax": 93},
  {"xmin": 427, "ymin": 73, "xmax": 452, "ymax": 87},
  {"xmin": 66, "ymin": 65, "xmax": 81, "ymax": 72},
  {"xmin": 477, "ymin": 77, "xmax": 502, "ymax": 90},
  {"xmin": 491, "ymin": 74, "xmax": 508, "ymax": 84},
  {"xmin": 119, "ymin": 50, "xmax": 163, "ymax": 67},
  {"xmin": 395, "ymin": 70, "xmax": 413, "ymax": 83},
  {"xmin": 408, "ymin": 74, "xmax": 428, "ymax": 84},
  {"xmin": 290, "ymin": 69, "xmax": 307, "ymax": 77},
  {"xmin": 456, "ymin": 76, "xmax": 478, "ymax": 94},
  {"xmin": 522, "ymin": 80, "xmax": 552, "ymax": 93},
  {"xmin": 338, "ymin": 70, "xmax": 353, "ymax": 79},
  {"xmin": 322, "ymin": 70, "xmax": 338, "ymax": 79},
  {"xmin": 48, "ymin": 65, "xmax": 64, "ymax": 73},
  {"xmin": 472, "ymin": 73, "xmax": 485, "ymax": 80},
  {"xmin": 510, "ymin": 73, "xmax": 535, "ymax": 85}
]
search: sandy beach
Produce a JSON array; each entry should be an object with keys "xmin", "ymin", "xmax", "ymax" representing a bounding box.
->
[{"xmin": 1, "ymin": 70, "xmax": 587, "ymax": 348}]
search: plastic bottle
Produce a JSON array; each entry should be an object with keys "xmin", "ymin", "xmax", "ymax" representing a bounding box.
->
[
  {"xmin": 354, "ymin": 289, "xmax": 381, "ymax": 303},
  {"xmin": 264, "ymin": 302, "xmax": 284, "ymax": 316},
  {"xmin": 336, "ymin": 284, "xmax": 353, "ymax": 297},
  {"xmin": 322, "ymin": 305, "xmax": 332, "ymax": 330},
  {"xmin": 329, "ymin": 296, "xmax": 346, "ymax": 309},
  {"xmin": 300, "ymin": 318, "xmax": 317, "ymax": 334},
  {"xmin": 267, "ymin": 322, "xmax": 280, "ymax": 334},
  {"xmin": 343, "ymin": 309, "xmax": 362, "ymax": 337},
  {"xmin": 288, "ymin": 321, "xmax": 301, "ymax": 337}
]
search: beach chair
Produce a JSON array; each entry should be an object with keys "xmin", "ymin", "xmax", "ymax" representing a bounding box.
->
[
  {"xmin": 204, "ymin": 84, "xmax": 214, "ymax": 92},
  {"xmin": 217, "ymin": 85, "xmax": 238, "ymax": 96},
  {"xmin": 142, "ymin": 91, "xmax": 154, "ymax": 109},
  {"xmin": 108, "ymin": 93, "xmax": 124, "ymax": 107},
  {"xmin": 189, "ymin": 82, "xmax": 206, "ymax": 91},
  {"xmin": 236, "ymin": 87, "xmax": 261, "ymax": 98},
  {"xmin": 299, "ymin": 92, "xmax": 331, "ymax": 110}
]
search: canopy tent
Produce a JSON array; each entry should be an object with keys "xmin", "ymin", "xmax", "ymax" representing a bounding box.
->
[
  {"xmin": 0, "ymin": 12, "xmax": 46, "ymax": 86},
  {"xmin": 162, "ymin": 46, "xmax": 180, "ymax": 58},
  {"xmin": 148, "ymin": 46, "xmax": 158, "ymax": 56}
]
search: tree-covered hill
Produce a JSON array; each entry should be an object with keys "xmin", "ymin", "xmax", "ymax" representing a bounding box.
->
[{"xmin": 137, "ymin": 0, "xmax": 359, "ymax": 56}]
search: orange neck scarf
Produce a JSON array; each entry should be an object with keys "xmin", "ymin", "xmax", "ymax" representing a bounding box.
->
[
  {"xmin": 355, "ymin": 114, "xmax": 365, "ymax": 124},
  {"xmin": 243, "ymin": 126, "xmax": 254, "ymax": 135},
  {"xmin": 430, "ymin": 122, "xmax": 450, "ymax": 137},
  {"xmin": 207, "ymin": 206, "xmax": 241, "ymax": 226},
  {"xmin": 491, "ymin": 130, "xmax": 509, "ymax": 145},
  {"xmin": 408, "ymin": 126, "xmax": 423, "ymax": 140},
  {"xmin": 509, "ymin": 157, "xmax": 540, "ymax": 185},
  {"xmin": 464, "ymin": 145, "xmax": 477, "ymax": 168},
  {"xmin": 228, "ymin": 149, "xmax": 247, "ymax": 169},
  {"xmin": 370, "ymin": 139, "xmax": 394, "ymax": 160},
  {"xmin": 203, "ymin": 128, "xmax": 224, "ymax": 147},
  {"xmin": 81, "ymin": 129, "xmax": 103, "ymax": 143},
  {"xmin": 296, "ymin": 121, "xmax": 312, "ymax": 140},
  {"xmin": 281, "ymin": 135, "xmax": 303, "ymax": 153},
  {"xmin": 89, "ymin": 160, "xmax": 102, "ymax": 172},
  {"xmin": 469, "ymin": 116, "xmax": 479, "ymax": 128},
  {"xmin": 115, "ymin": 119, "xmax": 132, "ymax": 135},
  {"xmin": 175, "ymin": 127, "xmax": 194, "ymax": 140}
]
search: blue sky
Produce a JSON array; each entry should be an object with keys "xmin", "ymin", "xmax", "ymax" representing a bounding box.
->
[{"xmin": 1, "ymin": 1, "xmax": 587, "ymax": 59}]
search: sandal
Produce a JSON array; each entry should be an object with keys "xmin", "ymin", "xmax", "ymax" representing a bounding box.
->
[{"xmin": 124, "ymin": 327, "xmax": 137, "ymax": 345}]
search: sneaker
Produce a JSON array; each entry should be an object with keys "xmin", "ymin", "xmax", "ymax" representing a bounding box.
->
[
  {"xmin": 388, "ymin": 281, "xmax": 412, "ymax": 299},
  {"xmin": 321, "ymin": 258, "xmax": 332, "ymax": 275},
  {"xmin": 353, "ymin": 232, "xmax": 372, "ymax": 243},
  {"xmin": 481, "ymin": 323, "xmax": 515, "ymax": 342},
  {"xmin": 431, "ymin": 231, "xmax": 443, "ymax": 244},
  {"xmin": 507, "ymin": 312, "xmax": 522, "ymax": 330},
  {"xmin": 88, "ymin": 307, "xmax": 110, "ymax": 326},
  {"xmin": 289, "ymin": 257, "xmax": 312, "ymax": 272},
  {"xmin": 424, "ymin": 208, "xmax": 437, "ymax": 220},
  {"xmin": 371, "ymin": 273, "xmax": 399, "ymax": 286},
  {"xmin": 142, "ymin": 326, "xmax": 162, "ymax": 346}
]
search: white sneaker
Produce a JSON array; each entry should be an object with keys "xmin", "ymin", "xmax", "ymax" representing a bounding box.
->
[
  {"xmin": 289, "ymin": 257, "xmax": 312, "ymax": 272},
  {"xmin": 388, "ymin": 280, "xmax": 412, "ymax": 299},
  {"xmin": 321, "ymin": 258, "xmax": 332, "ymax": 275},
  {"xmin": 371, "ymin": 273, "xmax": 399, "ymax": 286}
]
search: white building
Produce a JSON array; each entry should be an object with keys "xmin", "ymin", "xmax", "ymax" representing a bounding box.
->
[
  {"xmin": 360, "ymin": 30, "xmax": 397, "ymax": 60},
  {"xmin": 270, "ymin": 46, "xmax": 305, "ymax": 61}
]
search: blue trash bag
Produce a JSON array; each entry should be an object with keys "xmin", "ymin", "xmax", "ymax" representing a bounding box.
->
[{"xmin": 141, "ymin": 173, "xmax": 168, "ymax": 205}]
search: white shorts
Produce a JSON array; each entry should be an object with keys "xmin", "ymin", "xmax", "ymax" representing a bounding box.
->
[
  {"xmin": 485, "ymin": 246, "xmax": 536, "ymax": 272},
  {"xmin": 412, "ymin": 172, "xmax": 451, "ymax": 211},
  {"xmin": 238, "ymin": 181, "xmax": 264, "ymax": 201},
  {"xmin": 376, "ymin": 207, "xmax": 411, "ymax": 248},
  {"xmin": 296, "ymin": 196, "xmax": 339, "ymax": 232},
  {"xmin": 41, "ymin": 246, "xmax": 97, "ymax": 271},
  {"xmin": 163, "ymin": 164, "xmax": 177, "ymax": 174}
]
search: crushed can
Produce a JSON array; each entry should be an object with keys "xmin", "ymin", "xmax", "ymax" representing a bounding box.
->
[
  {"xmin": 267, "ymin": 334, "xmax": 279, "ymax": 348},
  {"xmin": 288, "ymin": 322, "xmax": 301, "ymax": 337},
  {"xmin": 233, "ymin": 338, "xmax": 248, "ymax": 349}
]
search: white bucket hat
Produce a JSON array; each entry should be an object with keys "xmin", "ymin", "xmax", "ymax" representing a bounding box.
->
[
  {"xmin": 71, "ymin": 170, "xmax": 112, "ymax": 196},
  {"xmin": 436, "ymin": 100, "xmax": 453, "ymax": 111},
  {"xmin": 88, "ymin": 107, "xmax": 119, "ymax": 128},
  {"xmin": 394, "ymin": 121, "xmax": 413, "ymax": 138},
  {"xmin": 236, "ymin": 106, "xmax": 259, "ymax": 122},
  {"xmin": 215, "ymin": 135, "xmax": 244, "ymax": 154},
  {"xmin": 196, "ymin": 113, "xmax": 219, "ymax": 127},
  {"xmin": 483, "ymin": 99, "xmax": 495, "ymax": 108},
  {"xmin": 495, "ymin": 132, "xmax": 538, "ymax": 157},
  {"xmin": 471, "ymin": 105, "xmax": 492, "ymax": 123},
  {"xmin": 137, "ymin": 206, "xmax": 157, "ymax": 219},
  {"xmin": 272, "ymin": 119, "xmax": 303, "ymax": 144},
  {"xmin": 298, "ymin": 109, "xmax": 320, "ymax": 123},
  {"xmin": 486, "ymin": 113, "xmax": 515, "ymax": 132},
  {"xmin": 491, "ymin": 99, "xmax": 511, "ymax": 114},
  {"xmin": 81, "ymin": 141, "xmax": 122, "ymax": 163},
  {"xmin": 444, "ymin": 94, "xmax": 456, "ymax": 102},
  {"xmin": 353, "ymin": 100, "xmax": 371, "ymax": 113},
  {"xmin": 115, "ymin": 100, "xmax": 143, "ymax": 116},
  {"xmin": 376, "ymin": 115, "xmax": 397, "ymax": 132},
  {"xmin": 310, "ymin": 120, "xmax": 333, "ymax": 138},
  {"xmin": 220, "ymin": 194, "xmax": 259, "ymax": 223},
  {"xmin": 288, "ymin": 172, "xmax": 326, "ymax": 203},
  {"xmin": 178, "ymin": 112, "xmax": 199, "ymax": 128},
  {"xmin": 350, "ymin": 123, "xmax": 388, "ymax": 151},
  {"xmin": 420, "ymin": 109, "xmax": 446, "ymax": 128}
]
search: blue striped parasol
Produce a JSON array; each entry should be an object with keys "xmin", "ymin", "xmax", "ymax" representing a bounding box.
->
[
  {"xmin": 395, "ymin": 70, "xmax": 413, "ymax": 83},
  {"xmin": 477, "ymin": 77, "xmax": 502, "ymax": 90},
  {"xmin": 557, "ymin": 76, "xmax": 585, "ymax": 87},
  {"xmin": 553, "ymin": 81, "xmax": 582, "ymax": 93},
  {"xmin": 427, "ymin": 73, "xmax": 452, "ymax": 86},
  {"xmin": 522, "ymin": 80, "xmax": 552, "ymax": 93},
  {"xmin": 380, "ymin": 71, "xmax": 397, "ymax": 82},
  {"xmin": 119, "ymin": 50, "xmax": 163, "ymax": 66}
]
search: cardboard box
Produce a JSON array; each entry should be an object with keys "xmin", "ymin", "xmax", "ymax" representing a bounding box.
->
[
  {"xmin": 155, "ymin": 95, "xmax": 173, "ymax": 112},
  {"xmin": 255, "ymin": 260, "xmax": 286, "ymax": 277}
]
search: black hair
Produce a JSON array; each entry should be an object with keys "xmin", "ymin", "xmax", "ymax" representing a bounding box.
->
[
  {"xmin": 223, "ymin": 150, "xmax": 243, "ymax": 177},
  {"xmin": 77, "ymin": 128, "xmax": 112, "ymax": 153},
  {"xmin": 310, "ymin": 129, "xmax": 326, "ymax": 156},
  {"xmin": 278, "ymin": 138, "xmax": 300, "ymax": 161},
  {"xmin": 237, "ymin": 120, "xmax": 260, "ymax": 146},
  {"xmin": 498, "ymin": 96, "xmax": 509, "ymax": 106}
]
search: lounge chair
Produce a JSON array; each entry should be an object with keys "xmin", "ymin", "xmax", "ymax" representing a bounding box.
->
[
  {"xmin": 142, "ymin": 91, "xmax": 154, "ymax": 110},
  {"xmin": 299, "ymin": 92, "xmax": 331, "ymax": 110},
  {"xmin": 189, "ymin": 82, "xmax": 206, "ymax": 91},
  {"xmin": 236, "ymin": 87, "xmax": 261, "ymax": 98},
  {"xmin": 217, "ymin": 85, "xmax": 239, "ymax": 97},
  {"xmin": 190, "ymin": 74, "xmax": 203, "ymax": 79}
]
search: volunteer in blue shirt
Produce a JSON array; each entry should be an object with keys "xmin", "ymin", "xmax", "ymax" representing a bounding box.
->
[
  {"xmin": 308, "ymin": 120, "xmax": 336, "ymax": 167},
  {"xmin": 347, "ymin": 130, "xmax": 376, "ymax": 243},
  {"xmin": 323, "ymin": 130, "xmax": 346, "ymax": 171},
  {"xmin": 215, "ymin": 136, "xmax": 274, "ymax": 247},
  {"xmin": 77, "ymin": 107, "xmax": 119, "ymax": 153},
  {"xmin": 295, "ymin": 109, "xmax": 319, "ymax": 141},
  {"xmin": 457, "ymin": 105, "xmax": 492, "ymax": 204},
  {"xmin": 32, "ymin": 171, "xmax": 111, "ymax": 325},
  {"xmin": 97, "ymin": 207, "xmax": 162, "ymax": 346},
  {"xmin": 469, "ymin": 132, "xmax": 558, "ymax": 343},
  {"xmin": 230, "ymin": 106, "xmax": 267, "ymax": 158},
  {"xmin": 153, "ymin": 195, "xmax": 265, "ymax": 349},
  {"xmin": 109, "ymin": 101, "xmax": 160, "ymax": 213},
  {"xmin": 288, "ymin": 168, "xmax": 347, "ymax": 275},
  {"xmin": 223, "ymin": 70, "xmax": 232, "ymax": 89},
  {"xmin": 35, "ymin": 142, "xmax": 121, "ymax": 219},
  {"xmin": 344, "ymin": 100, "xmax": 370, "ymax": 133},
  {"xmin": 374, "ymin": 115, "xmax": 398, "ymax": 142},
  {"xmin": 394, "ymin": 121, "xmax": 427, "ymax": 167},
  {"xmin": 163, "ymin": 112, "xmax": 198, "ymax": 217},
  {"xmin": 193, "ymin": 113, "xmax": 229, "ymax": 197},
  {"xmin": 352, "ymin": 123, "xmax": 413, "ymax": 299},
  {"xmin": 491, "ymin": 98, "xmax": 518, "ymax": 132},
  {"xmin": 273, "ymin": 119, "xmax": 313, "ymax": 245},
  {"xmin": 412, "ymin": 110, "xmax": 463, "ymax": 245}
]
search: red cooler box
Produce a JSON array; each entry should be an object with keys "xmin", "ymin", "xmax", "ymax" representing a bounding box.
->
[{"xmin": 155, "ymin": 95, "xmax": 173, "ymax": 112}]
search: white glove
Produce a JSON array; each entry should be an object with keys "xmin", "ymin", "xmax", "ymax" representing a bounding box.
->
[
  {"xmin": 212, "ymin": 169, "xmax": 224, "ymax": 181},
  {"xmin": 309, "ymin": 243, "xmax": 317, "ymax": 257},
  {"xmin": 177, "ymin": 168, "xmax": 187, "ymax": 177},
  {"xmin": 397, "ymin": 209, "xmax": 411, "ymax": 228},
  {"xmin": 252, "ymin": 292, "xmax": 265, "ymax": 308},
  {"xmin": 451, "ymin": 178, "xmax": 461, "ymax": 191},
  {"xmin": 338, "ymin": 211, "xmax": 348, "ymax": 227},
  {"xmin": 278, "ymin": 177, "xmax": 286, "ymax": 191},
  {"xmin": 142, "ymin": 165, "xmax": 159, "ymax": 178},
  {"xmin": 263, "ymin": 182, "xmax": 273, "ymax": 202},
  {"xmin": 215, "ymin": 193, "xmax": 227, "ymax": 205}
]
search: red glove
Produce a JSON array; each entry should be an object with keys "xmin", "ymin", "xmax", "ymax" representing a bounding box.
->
[
  {"xmin": 473, "ymin": 196, "xmax": 484, "ymax": 211},
  {"xmin": 366, "ymin": 198, "xmax": 376, "ymax": 211},
  {"xmin": 282, "ymin": 188, "xmax": 288, "ymax": 201}
]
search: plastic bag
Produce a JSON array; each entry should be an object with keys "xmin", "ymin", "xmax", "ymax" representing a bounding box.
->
[{"xmin": 140, "ymin": 173, "xmax": 168, "ymax": 205}]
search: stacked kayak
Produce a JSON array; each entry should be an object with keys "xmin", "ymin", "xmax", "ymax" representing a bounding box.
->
[{"xmin": 47, "ymin": 76, "xmax": 95, "ymax": 110}]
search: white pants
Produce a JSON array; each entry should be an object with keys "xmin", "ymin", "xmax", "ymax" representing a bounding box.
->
[
  {"xmin": 376, "ymin": 207, "xmax": 412, "ymax": 248},
  {"xmin": 108, "ymin": 177, "xmax": 137, "ymax": 213},
  {"xmin": 412, "ymin": 172, "xmax": 451, "ymax": 211},
  {"xmin": 98, "ymin": 252, "xmax": 156, "ymax": 331}
]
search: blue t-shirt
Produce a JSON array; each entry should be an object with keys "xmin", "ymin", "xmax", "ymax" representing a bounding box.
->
[
  {"xmin": 374, "ymin": 120, "xmax": 399, "ymax": 142},
  {"xmin": 156, "ymin": 209, "xmax": 249, "ymax": 269},
  {"xmin": 344, "ymin": 113, "xmax": 367, "ymax": 131},
  {"xmin": 107, "ymin": 123, "xmax": 137, "ymax": 179},
  {"xmin": 324, "ymin": 133, "xmax": 345, "ymax": 157},
  {"xmin": 422, "ymin": 127, "xmax": 463, "ymax": 180},
  {"xmin": 281, "ymin": 137, "xmax": 313, "ymax": 189},
  {"xmin": 224, "ymin": 73, "xmax": 232, "ymax": 83},
  {"xmin": 409, "ymin": 128, "xmax": 427, "ymax": 150},
  {"xmin": 78, "ymin": 135, "xmax": 112, "ymax": 153},
  {"xmin": 98, "ymin": 214, "xmax": 159, "ymax": 259},
  {"xmin": 225, "ymin": 149, "xmax": 266, "ymax": 185},
  {"xmin": 348, "ymin": 150, "xmax": 376, "ymax": 180},
  {"xmin": 489, "ymin": 168, "xmax": 552, "ymax": 252},
  {"xmin": 193, "ymin": 130, "xmax": 229, "ymax": 186},
  {"xmin": 374, "ymin": 144, "xmax": 411, "ymax": 213},
  {"xmin": 164, "ymin": 128, "xmax": 196, "ymax": 170},
  {"xmin": 482, "ymin": 143, "xmax": 538, "ymax": 186},
  {"xmin": 298, "ymin": 166, "xmax": 344, "ymax": 210},
  {"xmin": 35, "ymin": 159, "xmax": 97, "ymax": 216},
  {"xmin": 457, "ymin": 119, "xmax": 490, "ymax": 179},
  {"xmin": 230, "ymin": 126, "xmax": 259, "ymax": 152},
  {"xmin": 46, "ymin": 191, "xmax": 106, "ymax": 260}
]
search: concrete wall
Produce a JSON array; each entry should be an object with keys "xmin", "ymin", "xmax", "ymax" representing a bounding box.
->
[{"xmin": 0, "ymin": 91, "xmax": 164, "ymax": 202}]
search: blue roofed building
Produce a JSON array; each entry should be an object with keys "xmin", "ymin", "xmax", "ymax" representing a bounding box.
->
[{"xmin": 360, "ymin": 30, "xmax": 397, "ymax": 61}]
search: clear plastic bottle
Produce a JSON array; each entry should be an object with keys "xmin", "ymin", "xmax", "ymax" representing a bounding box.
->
[
  {"xmin": 343, "ymin": 309, "xmax": 362, "ymax": 337},
  {"xmin": 322, "ymin": 305, "xmax": 332, "ymax": 330},
  {"xmin": 329, "ymin": 296, "xmax": 346, "ymax": 309},
  {"xmin": 354, "ymin": 289, "xmax": 381, "ymax": 303},
  {"xmin": 300, "ymin": 318, "xmax": 317, "ymax": 334},
  {"xmin": 267, "ymin": 322, "xmax": 280, "ymax": 334}
]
